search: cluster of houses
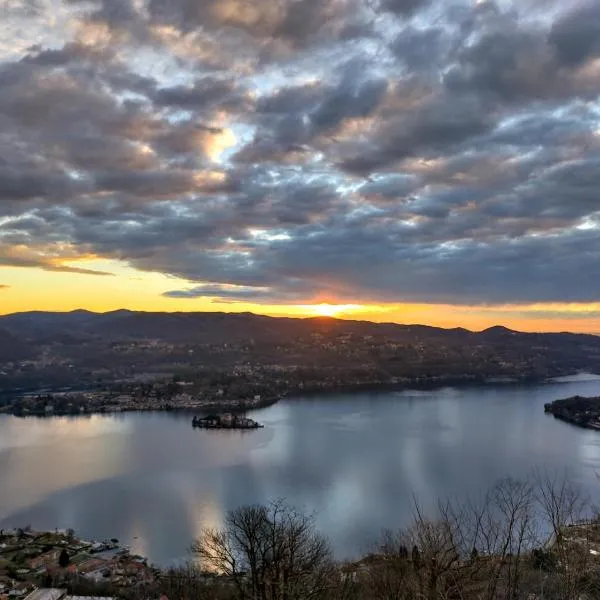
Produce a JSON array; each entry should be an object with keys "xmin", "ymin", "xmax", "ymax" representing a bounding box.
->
[{"xmin": 0, "ymin": 529, "xmax": 157, "ymax": 599}]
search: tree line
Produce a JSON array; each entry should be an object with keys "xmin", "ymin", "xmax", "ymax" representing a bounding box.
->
[{"xmin": 139, "ymin": 472, "xmax": 600, "ymax": 599}]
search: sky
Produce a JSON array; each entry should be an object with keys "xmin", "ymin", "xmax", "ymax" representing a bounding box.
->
[{"xmin": 1, "ymin": 0, "xmax": 600, "ymax": 332}]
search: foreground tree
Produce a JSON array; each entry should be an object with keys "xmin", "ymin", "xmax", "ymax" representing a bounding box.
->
[{"xmin": 193, "ymin": 500, "xmax": 334, "ymax": 600}]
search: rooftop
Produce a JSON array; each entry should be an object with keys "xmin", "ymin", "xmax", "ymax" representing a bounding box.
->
[
  {"xmin": 64, "ymin": 597, "xmax": 116, "ymax": 600},
  {"xmin": 24, "ymin": 590, "xmax": 66, "ymax": 600}
]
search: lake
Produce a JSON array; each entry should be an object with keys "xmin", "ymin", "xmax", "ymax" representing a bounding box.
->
[{"xmin": 2, "ymin": 374, "xmax": 600, "ymax": 565}]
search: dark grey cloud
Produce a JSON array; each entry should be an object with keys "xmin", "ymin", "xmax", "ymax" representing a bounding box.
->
[
  {"xmin": 379, "ymin": 0, "xmax": 431, "ymax": 17},
  {"xmin": 338, "ymin": 93, "xmax": 493, "ymax": 175},
  {"xmin": 2, "ymin": 0, "xmax": 600, "ymax": 308},
  {"xmin": 152, "ymin": 77, "xmax": 247, "ymax": 111},
  {"xmin": 549, "ymin": 2, "xmax": 600, "ymax": 67},
  {"xmin": 311, "ymin": 73, "xmax": 388, "ymax": 134},
  {"xmin": 391, "ymin": 26, "xmax": 447, "ymax": 70},
  {"xmin": 359, "ymin": 174, "xmax": 421, "ymax": 202},
  {"xmin": 0, "ymin": 169, "xmax": 85, "ymax": 202}
]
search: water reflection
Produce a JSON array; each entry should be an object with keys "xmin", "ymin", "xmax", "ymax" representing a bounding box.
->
[
  {"xmin": 1, "ymin": 378, "xmax": 600, "ymax": 564},
  {"xmin": 0, "ymin": 415, "xmax": 132, "ymax": 514}
]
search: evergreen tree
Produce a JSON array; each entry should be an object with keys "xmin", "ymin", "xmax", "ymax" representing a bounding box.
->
[{"xmin": 59, "ymin": 549, "xmax": 70, "ymax": 568}]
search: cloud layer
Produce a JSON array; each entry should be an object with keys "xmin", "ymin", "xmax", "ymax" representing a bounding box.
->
[{"xmin": 2, "ymin": 0, "xmax": 600, "ymax": 305}]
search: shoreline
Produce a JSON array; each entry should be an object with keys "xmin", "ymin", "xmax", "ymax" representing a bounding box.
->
[
  {"xmin": 544, "ymin": 394, "xmax": 600, "ymax": 431},
  {"xmin": 3, "ymin": 371, "xmax": 600, "ymax": 419}
]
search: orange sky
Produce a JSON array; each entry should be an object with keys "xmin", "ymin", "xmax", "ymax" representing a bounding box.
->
[{"xmin": 1, "ymin": 261, "xmax": 600, "ymax": 334}]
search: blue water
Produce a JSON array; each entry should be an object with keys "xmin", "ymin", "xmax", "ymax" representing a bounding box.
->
[{"xmin": 1, "ymin": 375, "xmax": 600, "ymax": 564}]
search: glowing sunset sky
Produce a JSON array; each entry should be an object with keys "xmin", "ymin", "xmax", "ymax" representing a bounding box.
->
[{"xmin": 2, "ymin": 0, "xmax": 600, "ymax": 333}]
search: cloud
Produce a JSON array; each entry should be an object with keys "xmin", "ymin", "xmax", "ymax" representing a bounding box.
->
[
  {"xmin": 549, "ymin": 2, "xmax": 600, "ymax": 67},
  {"xmin": 152, "ymin": 76, "xmax": 247, "ymax": 111},
  {"xmin": 163, "ymin": 284, "xmax": 275, "ymax": 301},
  {"xmin": 1, "ymin": 0, "xmax": 600, "ymax": 308},
  {"xmin": 379, "ymin": 0, "xmax": 431, "ymax": 17},
  {"xmin": 0, "ymin": 285, "xmax": 9, "ymax": 290},
  {"xmin": 0, "ymin": 256, "xmax": 113, "ymax": 276}
]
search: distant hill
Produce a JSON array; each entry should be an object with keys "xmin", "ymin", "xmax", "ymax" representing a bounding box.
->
[
  {"xmin": 0, "ymin": 327, "xmax": 32, "ymax": 361},
  {"xmin": 0, "ymin": 309, "xmax": 598, "ymax": 346},
  {"xmin": 1, "ymin": 310, "xmax": 599, "ymax": 394}
]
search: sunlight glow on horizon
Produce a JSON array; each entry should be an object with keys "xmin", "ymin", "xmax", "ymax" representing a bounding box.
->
[
  {"xmin": 303, "ymin": 303, "xmax": 368, "ymax": 318},
  {"xmin": 1, "ymin": 262, "xmax": 600, "ymax": 335}
]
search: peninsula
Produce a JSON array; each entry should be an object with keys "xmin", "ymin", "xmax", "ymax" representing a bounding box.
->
[{"xmin": 544, "ymin": 395, "xmax": 600, "ymax": 430}]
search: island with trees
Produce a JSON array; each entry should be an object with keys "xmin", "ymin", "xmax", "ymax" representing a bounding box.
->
[
  {"xmin": 544, "ymin": 395, "xmax": 600, "ymax": 430},
  {"xmin": 192, "ymin": 413, "xmax": 264, "ymax": 429}
]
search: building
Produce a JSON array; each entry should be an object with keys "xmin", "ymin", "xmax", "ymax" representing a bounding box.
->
[
  {"xmin": 23, "ymin": 590, "xmax": 65, "ymax": 600},
  {"xmin": 28, "ymin": 550, "xmax": 61, "ymax": 571},
  {"xmin": 23, "ymin": 592, "xmax": 116, "ymax": 600},
  {"xmin": 64, "ymin": 597, "xmax": 116, "ymax": 600}
]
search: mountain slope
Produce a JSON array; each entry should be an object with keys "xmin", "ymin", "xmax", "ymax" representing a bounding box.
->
[
  {"xmin": 0, "ymin": 327, "xmax": 32, "ymax": 361},
  {"xmin": 1, "ymin": 311, "xmax": 599, "ymax": 393},
  {"xmin": 1, "ymin": 309, "xmax": 598, "ymax": 345}
]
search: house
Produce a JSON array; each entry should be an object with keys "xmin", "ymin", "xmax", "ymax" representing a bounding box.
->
[
  {"xmin": 28, "ymin": 550, "xmax": 61, "ymax": 570},
  {"xmin": 8, "ymin": 583, "xmax": 33, "ymax": 598},
  {"xmin": 23, "ymin": 590, "xmax": 66, "ymax": 600},
  {"xmin": 64, "ymin": 597, "xmax": 116, "ymax": 600},
  {"xmin": 76, "ymin": 558, "xmax": 107, "ymax": 575}
]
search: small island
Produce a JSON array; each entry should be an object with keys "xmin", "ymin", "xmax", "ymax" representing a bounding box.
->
[
  {"xmin": 192, "ymin": 413, "xmax": 264, "ymax": 429},
  {"xmin": 544, "ymin": 395, "xmax": 600, "ymax": 430}
]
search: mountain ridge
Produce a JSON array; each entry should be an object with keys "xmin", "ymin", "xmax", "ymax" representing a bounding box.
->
[{"xmin": 0, "ymin": 308, "xmax": 597, "ymax": 339}]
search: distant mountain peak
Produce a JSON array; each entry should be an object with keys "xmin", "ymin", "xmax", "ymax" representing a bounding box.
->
[
  {"xmin": 482, "ymin": 325, "xmax": 517, "ymax": 334},
  {"xmin": 104, "ymin": 309, "xmax": 134, "ymax": 316}
]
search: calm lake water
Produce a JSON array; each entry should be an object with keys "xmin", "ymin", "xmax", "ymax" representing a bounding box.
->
[{"xmin": 2, "ymin": 375, "xmax": 600, "ymax": 565}]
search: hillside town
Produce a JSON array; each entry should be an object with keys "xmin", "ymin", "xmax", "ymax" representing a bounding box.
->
[
  {"xmin": 2, "ymin": 381, "xmax": 278, "ymax": 418},
  {"xmin": 0, "ymin": 529, "xmax": 158, "ymax": 600},
  {"xmin": 2, "ymin": 312, "xmax": 600, "ymax": 410}
]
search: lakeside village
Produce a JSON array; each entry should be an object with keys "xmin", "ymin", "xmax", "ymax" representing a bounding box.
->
[
  {"xmin": 5, "ymin": 517, "xmax": 600, "ymax": 600},
  {"xmin": 1, "ymin": 378, "xmax": 280, "ymax": 418},
  {"xmin": 0, "ymin": 528, "xmax": 159, "ymax": 600}
]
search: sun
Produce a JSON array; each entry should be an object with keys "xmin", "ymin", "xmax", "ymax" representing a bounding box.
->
[
  {"xmin": 312, "ymin": 303, "xmax": 344, "ymax": 317},
  {"xmin": 309, "ymin": 303, "xmax": 370, "ymax": 318}
]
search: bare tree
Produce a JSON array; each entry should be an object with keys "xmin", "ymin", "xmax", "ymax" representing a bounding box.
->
[
  {"xmin": 158, "ymin": 562, "xmax": 232, "ymax": 600},
  {"xmin": 535, "ymin": 469, "xmax": 587, "ymax": 545},
  {"xmin": 412, "ymin": 513, "xmax": 459, "ymax": 599},
  {"xmin": 466, "ymin": 478, "xmax": 538, "ymax": 600},
  {"xmin": 192, "ymin": 500, "xmax": 334, "ymax": 600},
  {"xmin": 534, "ymin": 469, "xmax": 590, "ymax": 600},
  {"xmin": 361, "ymin": 530, "xmax": 418, "ymax": 600}
]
